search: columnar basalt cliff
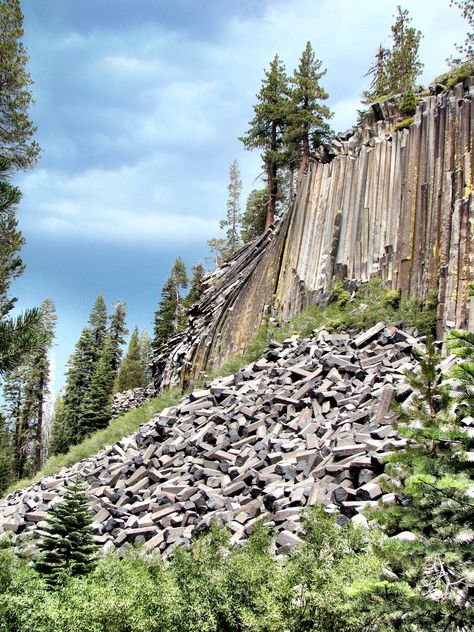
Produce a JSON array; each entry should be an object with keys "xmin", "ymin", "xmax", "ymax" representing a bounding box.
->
[{"xmin": 154, "ymin": 79, "xmax": 474, "ymax": 394}]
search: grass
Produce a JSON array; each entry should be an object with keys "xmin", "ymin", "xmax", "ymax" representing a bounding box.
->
[{"xmin": 3, "ymin": 389, "xmax": 181, "ymax": 497}]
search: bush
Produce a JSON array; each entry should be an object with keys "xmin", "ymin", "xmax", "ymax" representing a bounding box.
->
[
  {"xmin": 399, "ymin": 91, "xmax": 417, "ymax": 116},
  {"xmin": 394, "ymin": 116, "xmax": 414, "ymax": 132}
]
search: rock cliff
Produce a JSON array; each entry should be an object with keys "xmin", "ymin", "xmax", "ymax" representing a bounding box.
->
[{"xmin": 154, "ymin": 78, "xmax": 474, "ymax": 394}]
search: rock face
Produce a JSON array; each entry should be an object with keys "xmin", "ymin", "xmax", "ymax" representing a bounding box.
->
[
  {"xmin": 153, "ymin": 79, "xmax": 474, "ymax": 394},
  {"xmin": 0, "ymin": 325, "xmax": 432, "ymax": 558}
]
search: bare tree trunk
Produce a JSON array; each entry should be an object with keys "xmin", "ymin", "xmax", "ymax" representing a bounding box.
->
[{"xmin": 34, "ymin": 372, "xmax": 45, "ymax": 472}]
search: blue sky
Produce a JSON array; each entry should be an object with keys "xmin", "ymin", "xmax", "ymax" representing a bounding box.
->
[{"xmin": 11, "ymin": 0, "xmax": 467, "ymax": 392}]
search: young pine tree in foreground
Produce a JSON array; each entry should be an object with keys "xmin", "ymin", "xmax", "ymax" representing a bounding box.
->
[
  {"xmin": 370, "ymin": 339, "xmax": 474, "ymax": 629},
  {"xmin": 35, "ymin": 477, "xmax": 97, "ymax": 587}
]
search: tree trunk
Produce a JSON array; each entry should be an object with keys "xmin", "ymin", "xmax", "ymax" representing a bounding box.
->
[
  {"xmin": 34, "ymin": 372, "xmax": 45, "ymax": 472},
  {"xmin": 265, "ymin": 122, "xmax": 278, "ymax": 229},
  {"xmin": 296, "ymin": 126, "xmax": 310, "ymax": 193}
]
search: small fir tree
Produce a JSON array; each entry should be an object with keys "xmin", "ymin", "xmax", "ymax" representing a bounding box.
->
[
  {"xmin": 35, "ymin": 477, "xmax": 97, "ymax": 587},
  {"xmin": 185, "ymin": 263, "xmax": 206, "ymax": 312},
  {"xmin": 371, "ymin": 339, "xmax": 473, "ymax": 627},
  {"xmin": 113, "ymin": 327, "xmax": 145, "ymax": 393},
  {"xmin": 79, "ymin": 336, "xmax": 115, "ymax": 438},
  {"xmin": 153, "ymin": 258, "xmax": 188, "ymax": 349}
]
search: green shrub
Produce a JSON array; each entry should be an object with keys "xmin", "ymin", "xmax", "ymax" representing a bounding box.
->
[
  {"xmin": 399, "ymin": 91, "xmax": 417, "ymax": 116},
  {"xmin": 394, "ymin": 116, "xmax": 414, "ymax": 132}
]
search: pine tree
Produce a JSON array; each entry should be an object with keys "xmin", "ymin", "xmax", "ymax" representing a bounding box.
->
[
  {"xmin": 61, "ymin": 296, "xmax": 109, "ymax": 448},
  {"xmin": 386, "ymin": 6, "xmax": 423, "ymax": 94},
  {"xmin": 362, "ymin": 7, "xmax": 422, "ymax": 103},
  {"xmin": 207, "ymin": 237, "xmax": 227, "ymax": 269},
  {"xmin": 139, "ymin": 329, "xmax": 153, "ymax": 385},
  {"xmin": 79, "ymin": 335, "xmax": 115, "ymax": 438},
  {"xmin": 240, "ymin": 189, "xmax": 268, "ymax": 244},
  {"xmin": 109, "ymin": 301, "xmax": 128, "ymax": 372},
  {"xmin": 0, "ymin": 158, "xmax": 44, "ymax": 374},
  {"xmin": 286, "ymin": 42, "xmax": 332, "ymax": 181},
  {"xmin": 185, "ymin": 263, "xmax": 206, "ymax": 312},
  {"xmin": 0, "ymin": 412, "xmax": 13, "ymax": 492},
  {"xmin": 48, "ymin": 394, "xmax": 68, "ymax": 457},
  {"xmin": 450, "ymin": 0, "xmax": 474, "ymax": 63},
  {"xmin": 209, "ymin": 160, "xmax": 243, "ymax": 263},
  {"xmin": 240, "ymin": 54, "xmax": 290, "ymax": 229},
  {"xmin": 113, "ymin": 327, "xmax": 145, "ymax": 393},
  {"xmin": 0, "ymin": 0, "xmax": 40, "ymax": 169},
  {"xmin": 371, "ymin": 340, "xmax": 473, "ymax": 627},
  {"xmin": 35, "ymin": 477, "xmax": 97, "ymax": 587},
  {"xmin": 153, "ymin": 258, "xmax": 188, "ymax": 349}
]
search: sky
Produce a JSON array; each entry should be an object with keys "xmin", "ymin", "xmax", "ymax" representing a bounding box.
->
[{"xmin": 11, "ymin": 0, "xmax": 467, "ymax": 393}]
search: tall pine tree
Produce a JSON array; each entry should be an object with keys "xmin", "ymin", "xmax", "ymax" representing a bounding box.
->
[
  {"xmin": 0, "ymin": 0, "xmax": 40, "ymax": 169},
  {"xmin": 109, "ymin": 301, "xmax": 128, "ymax": 372},
  {"xmin": 286, "ymin": 42, "xmax": 332, "ymax": 182},
  {"xmin": 208, "ymin": 161, "xmax": 243, "ymax": 264},
  {"xmin": 139, "ymin": 329, "xmax": 153, "ymax": 385},
  {"xmin": 240, "ymin": 54, "xmax": 290, "ymax": 228},
  {"xmin": 79, "ymin": 336, "xmax": 115, "ymax": 437}
]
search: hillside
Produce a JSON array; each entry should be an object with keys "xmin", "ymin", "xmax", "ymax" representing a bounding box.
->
[
  {"xmin": 1, "ymin": 322, "xmax": 449, "ymax": 557},
  {"xmin": 153, "ymin": 78, "xmax": 474, "ymax": 395}
]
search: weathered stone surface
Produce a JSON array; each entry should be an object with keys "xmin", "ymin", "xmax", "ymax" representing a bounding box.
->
[
  {"xmin": 0, "ymin": 325, "xmax": 429, "ymax": 558},
  {"xmin": 152, "ymin": 80, "xmax": 474, "ymax": 397}
]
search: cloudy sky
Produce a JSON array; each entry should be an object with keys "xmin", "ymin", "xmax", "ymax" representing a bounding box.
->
[{"xmin": 12, "ymin": 0, "xmax": 467, "ymax": 391}]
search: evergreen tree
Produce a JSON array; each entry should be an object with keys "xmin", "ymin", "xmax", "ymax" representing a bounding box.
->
[
  {"xmin": 0, "ymin": 159, "xmax": 44, "ymax": 374},
  {"xmin": 35, "ymin": 477, "xmax": 97, "ymax": 587},
  {"xmin": 61, "ymin": 296, "xmax": 109, "ymax": 448},
  {"xmin": 0, "ymin": 0, "xmax": 40, "ymax": 169},
  {"xmin": 363, "ymin": 6, "xmax": 422, "ymax": 103},
  {"xmin": 286, "ymin": 42, "xmax": 332, "ymax": 181},
  {"xmin": 0, "ymin": 412, "xmax": 13, "ymax": 493},
  {"xmin": 207, "ymin": 237, "xmax": 227, "ymax": 269},
  {"xmin": 185, "ymin": 263, "xmax": 206, "ymax": 311},
  {"xmin": 113, "ymin": 327, "xmax": 145, "ymax": 393},
  {"xmin": 240, "ymin": 188, "xmax": 268, "ymax": 244},
  {"xmin": 153, "ymin": 258, "xmax": 188, "ymax": 349},
  {"xmin": 31, "ymin": 298, "xmax": 56, "ymax": 471},
  {"xmin": 1, "ymin": 298, "xmax": 56, "ymax": 477},
  {"xmin": 139, "ymin": 329, "xmax": 153, "ymax": 385},
  {"xmin": 450, "ymin": 0, "xmax": 474, "ymax": 63},
  {"xmin": 108, "ymin": 301, "xmax": 128, "ymax": 372},
  {"xmin": 48, "ymin": 394, "xmax": 68, "ymax": 457},
  {"xmin": 371, "ymin": 340, "xmax": 473, "ymax": 628},
  {"xmin": 79, "ymin": 335, "xmax": 115, "ymax": 438},
  {"xmin": 240, "ymin": 54, "xmax": 290, "ymax": 228}
]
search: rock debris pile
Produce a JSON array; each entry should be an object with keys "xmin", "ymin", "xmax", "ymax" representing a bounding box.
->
[{"xmin": 0, "ymin": 323, "xmax": 431, "ymax": 557}]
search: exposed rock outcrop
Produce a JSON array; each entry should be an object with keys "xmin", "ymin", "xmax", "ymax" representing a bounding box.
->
[
  {"xmin": 2, "ymin": 325, "xmax": 459, "ymax": 558},
  {"xmin": 153, "ymin": 79, "xmax": 474, "ymax": 394}
]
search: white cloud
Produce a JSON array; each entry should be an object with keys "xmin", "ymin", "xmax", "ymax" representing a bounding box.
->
[{"xmin": 22, "ymin": 0, "xmax": 468, "ymax": 245}]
